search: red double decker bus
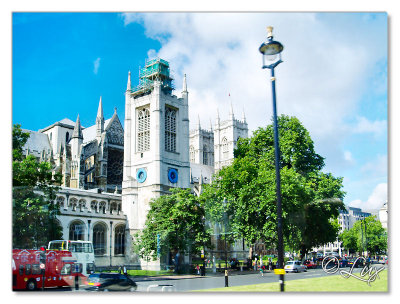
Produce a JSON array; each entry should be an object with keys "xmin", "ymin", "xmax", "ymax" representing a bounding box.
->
[{"xmin": 12, "ymin": 248, "xmax": 82, "ymax": 291}]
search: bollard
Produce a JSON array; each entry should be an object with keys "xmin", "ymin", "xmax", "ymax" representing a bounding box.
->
[
  {"xmin": 75, "ymin": 276, "xmax": 79, "ymax": 290},
  {"xmin": 224, "ymin": 270, "xmax": 229, "ymax": 287}
]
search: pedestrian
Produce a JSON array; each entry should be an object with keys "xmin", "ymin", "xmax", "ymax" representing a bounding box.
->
[{"xmin": 196, "ymin": 264, "xmax": 200, "ymax": 275}]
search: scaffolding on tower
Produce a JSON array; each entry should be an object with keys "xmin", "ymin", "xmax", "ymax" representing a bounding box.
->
[{"xmin": 131, "ymin": 58, "xmax": 174, "ymax": 97}]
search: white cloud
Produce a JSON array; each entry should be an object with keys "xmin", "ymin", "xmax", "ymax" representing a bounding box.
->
[
  {"xmin": 349, "ymin": 183, "xmax": 387, "ymax": 210},
  {"xmin": 93, "ymin": 57, "xmax": 101, "ymax": 75},
  {"xmin": 344, "ymin": 150, "xmax": 353, "ymax": 162},
  {"xmin": 361, "ymin": 154, "xmax": 387, "ymax": 177},
  {"xmin": 353, "ymin": 116, "xmax": 386, "ymax": 137}
]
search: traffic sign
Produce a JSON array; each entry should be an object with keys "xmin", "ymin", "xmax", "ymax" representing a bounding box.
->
[{"xmin": 40, "ymin": 263, "xmax": 45, "ymax": 269}]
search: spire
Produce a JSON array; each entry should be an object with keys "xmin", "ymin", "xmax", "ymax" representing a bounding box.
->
[
  {"xmin": 197, "ymin": 114, "xmax": 201, "ymax": 130},
  {"xmin": 229, "ymin": 101, "xmax": 234, "ymax": 120},
  {"xmin": 210, "ymin": 118, "xmax": 213, "ymax": 131},
  {"xmin": 96, "ymin": 97, "xmax": 105, "ymax": 138},
  {"xmin": 72, "ymin": 114, "xmax": 83, "ymax": 139},
  {"xmin": 97, "ymin": 96, "xmax": 104, "ymax": 121},
  {"xmin": 126, "ymin": 71, "xmax": 131, "ymax": 91},
  {"xmin": 242, "ymin": 107, "xmax": 246, "ymax": 123},
  {"xmin": 216, "ymin": 108, "xmax": 220, "ymax": 125},
  {"xmin": 182, "ymin": 74, "xmax": 187, "ymax": 92}
]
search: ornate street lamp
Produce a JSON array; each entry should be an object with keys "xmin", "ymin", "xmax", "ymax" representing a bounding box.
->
[{"xmin": 259, "ymin": 26, "xmax": 285, "ymax": 292}]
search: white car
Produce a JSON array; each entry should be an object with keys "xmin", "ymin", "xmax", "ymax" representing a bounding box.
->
[{"xmin": 284, "ymin": 260, "xmax": 307, "ymax": 273}]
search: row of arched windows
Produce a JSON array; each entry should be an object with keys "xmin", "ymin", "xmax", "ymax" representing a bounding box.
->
[
  {"xmin": 68, "ymin": 221, "xmax": 125, "ymax": 256},
  {"xmin": 56, "ymin": 196, "xmax": 122, "ymax": 215}
]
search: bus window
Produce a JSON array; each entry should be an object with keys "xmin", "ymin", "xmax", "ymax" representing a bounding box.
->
[
  {"xmin": 48, "ymin": 241, "xmax": 64, "ymax": 251},
  {"xmin": 72, "ymin": 263, "xmax": 82, "ymax": 274},
  {"xmin": 19, "ymin": 265, "xmax": 24, "ymax": 275},
  {"xmin": 25, "ymin": 264, "xmax": 31, "ymax": 275},
  {"xmin": 70, "ymin": 243, "xmax": 83, "ymax": 253},
  {"xmin": 61, "ymin": 264, "xmax": 71, "ymax": 275},
  {"xmin": 83, "ymin": 243, "xmax": 93, "ymax": 253},
  {"xmin": 32, "ymin": 264, "xmax": 41, "ymax": 275},
  {"xmin": 86, "ymin": 263, "xmax": 95, "ymax": 274}
]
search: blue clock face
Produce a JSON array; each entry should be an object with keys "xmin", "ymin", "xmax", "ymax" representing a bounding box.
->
[
  {"xmin": 168, "ymin": 168, "xmax": 178, "ymax": 183},
  {"xmin": 137, "ymin": 168, "xmax": 147, "ymax": 183}
]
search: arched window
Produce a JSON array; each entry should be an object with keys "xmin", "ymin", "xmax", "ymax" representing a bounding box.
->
[
  {"xmin": 203, "ymin": 145, "xmax": 208, "ymax": 165},
  {"xmin": 114, "ymin": 225, "xmax": 125, "ymax": 255},
  {"xmin": 56, "ymin": 196, "xmax": 65, "ymax": 209},
  {"xmin": 189, "ymin": 146, "xmax": 195, "ymax": 163},
  {"xmin": 78, "ymin": 199, "xmax": 86, "ymax": 212},
  {"xmin": 222, "ymin": 137, "xmax": 229, "ymax": 159},
  {"xmin": 99, "ymin": 201, "xmax": 106, "ymax": 214},
  {"xmin": 50, "ymin": 132, "xmax": 52, "ymax": 141},
  {"xmin": 165, "ymin": 107, "xmax": 177, "ymax": 152},
  {"xmin": 93, "ymin": 223, "xmax": 107, "ymax": 255},
  {"xmin": 110, "ymin": 202, "xmax": 117, "ymax": 214},
  {"xmin": 91, "ymin": 201, "xmax": 98, "ymax": 213},
  {"xmin": 66, "ymin": 132, "xmax": 69, "ymax": 143},
  {"xmin": 69, "ymin": 198, "xmax": 78, "ymax": 211},
  {"xmin": 69, "ymin": 221, "xmax": 85, "ymax": 241},
  {"xmin": 137, "ymin": 107, "xmax": 150, "ymax": 152}
]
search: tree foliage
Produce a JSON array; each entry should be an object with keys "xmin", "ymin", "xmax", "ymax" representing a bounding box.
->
[
  {"xmin": 339, "ymin": 216, "xmax": 387, "ymax": 255},
  {"xmin": 133, "ymin": 188, "xmax": 212, "ymax": 261},
  {"xmin": 12, "ymin": 124, "xmax": 63, "ymax": 249},
  {"xmin": 201, "ymin": 115, "xmax": 345, "ymax": 257}
]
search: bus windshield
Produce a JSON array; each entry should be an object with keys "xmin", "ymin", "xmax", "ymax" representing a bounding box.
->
[
  {"xmin": 70, "ymin": 242, "xmax": 93, "ymax": 253},
  {"xmin": 48, "ymin": 241, "xmax": 93, "ymax": 253}
]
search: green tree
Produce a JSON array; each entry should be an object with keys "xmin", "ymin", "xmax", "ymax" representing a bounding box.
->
[
  {"xmin": 339, "ymin": 216, "xmax": 387, "ymax": 255},
  {"xmin": 133, "ymin": 188, "xmax": 212, "ymax": 261},
  {"xmin": 12, "ymin": 124, "xmax": 63, "ymax": 249},
  {"xmin": 202, "ymin": 115, "xmax": 345, "ymax": 258}
]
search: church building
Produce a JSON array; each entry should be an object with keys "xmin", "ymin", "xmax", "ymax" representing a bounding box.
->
[{"xmin": 20, "ymin": 57, "xmax": 248, "ymax": 268}]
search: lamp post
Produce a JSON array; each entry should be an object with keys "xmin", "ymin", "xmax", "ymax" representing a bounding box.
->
[
  {"xmin": 259, "ymin": 26, "xmax": 285, "ymax": 292},
  {"xmin": 110, "ymin": 221, "xmax": 113, "ymax": 267},
  {"xmin": 223, "ymin": 198, "xmax": 229, "ymax": 287}
]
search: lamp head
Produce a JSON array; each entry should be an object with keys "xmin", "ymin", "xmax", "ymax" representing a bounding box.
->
[{"xmin": 259, "ymin": 26, "xmax": 284, "ymax": 68}]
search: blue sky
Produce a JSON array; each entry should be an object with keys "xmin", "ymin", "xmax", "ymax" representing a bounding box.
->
[{"xmin": 12, "ymin": 12, "xmax": 388, "ymax": 211}]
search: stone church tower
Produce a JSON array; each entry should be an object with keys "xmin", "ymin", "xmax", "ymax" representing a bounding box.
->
[{"xmin": 122, "ymin": 58, "xmax": 190, "ymax": 265}]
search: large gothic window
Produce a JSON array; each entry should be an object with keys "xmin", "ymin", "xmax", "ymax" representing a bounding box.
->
[
  {"xmin": 189, "ymin": 146, "xmax": 195, "ymax": 163},
  {"xmin": 165, "ymin": 107, "xmax": 177, "ymax": 152},
  {"xmin": 69, "ymin": 221, "xmax": 85, "ymax": 241},
  {"xmin": 137, "ymin": 108, "xmax": 150, "ymax": 152},
  {"xmin": 203, "ymin": 145, "xmax": 208, "ymax": 165},
  {"xmin": 93, "ymin": 223, "xmax": 107, "ymax": 255},
  {"xmin": 114, "ymin": 225, "xmax": 125, "ymax": 255},
  {"xmin": 222, "ymin": 137, "xmax": 229, "ymax": 159}
]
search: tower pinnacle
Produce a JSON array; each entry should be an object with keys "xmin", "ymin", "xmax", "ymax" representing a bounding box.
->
[
  {"xmin": 182, "ymin": 73, "xmax": 187, "ymax": 92},
  {"xmin": 72, "ymin": 114, "xmax": 83, "ymax": 139},
  {"xmin": 126, "ymin": 71, "xmax": 131, "ymax": 91}
]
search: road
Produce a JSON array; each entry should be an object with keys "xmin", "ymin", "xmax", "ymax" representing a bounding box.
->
[
  {"xmin": 134, "ymin": 267, "xmax": 344, "ymax": 292},
  {"xmin": 35, "ymin": 264, "xmax": 387, "ymax": 292}
]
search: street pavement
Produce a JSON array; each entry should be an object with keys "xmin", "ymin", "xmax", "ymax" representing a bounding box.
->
[{"xmin": 41, "ymin": 264, "xmax": 388, "ymax": 292}]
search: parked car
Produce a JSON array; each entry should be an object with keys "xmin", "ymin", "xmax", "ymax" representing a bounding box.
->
[
  {"xmin": 85, "ymin": 273, "xmax": 137, "ymax": 291},
  {"xmin": 285, "ymin": 260, "xmax": 307, "ymax": 273},
  {"xmin": 339, "ymin": 258, "xmax": 348, "ymax": 268},
  {"xmin": 347, "ymin": 258, "xmax": 364, "ymax": 268},
  {"xmin": 303, "ymin": 260, "xmax": 317, "ymax": 269}
]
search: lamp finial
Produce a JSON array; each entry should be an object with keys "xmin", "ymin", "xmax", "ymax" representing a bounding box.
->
[{"xmin": 267, "ymin": 26, "xmax": 273, "ymax": 38}]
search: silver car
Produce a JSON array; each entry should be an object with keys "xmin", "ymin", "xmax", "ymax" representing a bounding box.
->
[{"xmin": 284, "ymin": 260, "xmax": 307, "ymax": 273}]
